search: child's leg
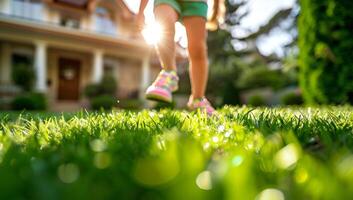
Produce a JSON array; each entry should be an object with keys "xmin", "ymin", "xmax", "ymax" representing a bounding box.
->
[
  {"xmin": 183, "ymin": 17, "xmax": 208, "ymax": 99},
  {"xmin": 154, "ymin": 4, "xmax": 179, "ymax": 71}
]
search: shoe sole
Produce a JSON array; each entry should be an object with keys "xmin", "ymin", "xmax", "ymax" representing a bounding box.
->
[{"xmin": 146, "ymin": 93, "xmax": 172, "ymax": 103}]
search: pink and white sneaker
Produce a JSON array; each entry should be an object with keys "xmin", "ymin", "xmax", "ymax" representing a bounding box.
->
[
  {"xmin": 145, "ymin": 70, "xmax": 179, "ymax": 103},
  {"xmin": 187, "ymin": 97, "xmax": 217, "ymax": 116}
]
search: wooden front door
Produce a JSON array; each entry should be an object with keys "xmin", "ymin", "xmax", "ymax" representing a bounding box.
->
[{"xmin": 58, "ymin": 58, "xmax": 81, "ymax": 100}]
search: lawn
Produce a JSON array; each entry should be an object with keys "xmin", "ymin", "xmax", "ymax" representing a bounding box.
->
[{"xmin": 0, "ymin": 106, "xmax": 353, "ymax": 200}]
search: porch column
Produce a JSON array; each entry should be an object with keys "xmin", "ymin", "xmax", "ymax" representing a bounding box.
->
[
  {"xmin": 34, "ymin": 41, "xmax": 47, "ymax": 92},
  {"xmin": 139, "ymin": 54, "xmax": 151, "ymax": 99},
  {"xmin": 92, "ymin": 49, "xmax": 103, "ymax": 83},
  {"xmin": 0, "ymin": 43, "xmax": 12, "ymax": 85}
]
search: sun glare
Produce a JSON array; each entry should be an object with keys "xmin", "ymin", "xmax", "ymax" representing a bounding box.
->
[{"xmin": 142, "ymin": 22, "xmax": 163, "ymax": 45}]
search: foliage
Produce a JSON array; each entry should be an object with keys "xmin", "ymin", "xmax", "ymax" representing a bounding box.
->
[
  {"xmin": 237, "ymin": 66, "xmax": 290, "ymax": 91},
  {"xmin": 84, "ymin": 75, "xmax": 117, "ymax": 99},
  {"xmin": 90, "ymin": 95, "xmax": 116, "ymax": 110},
  {"xmin": 84, "ymin": 84, "xmax": 101, "ymax": 99},
  {"xmin": 100, "ymin": 75, "xmax": 117, "ymax": 95},
  {"xmin": 118, "ymin": 99, "xmax": 143, "ymax": 110},
  {"xmin": 299, "ymin": 0, "xmax": 353, "ymax": 104},
  {"xmin": 11, "ymin": 62, "xmax": 35, "ymax": 91},
  {"xmin": 0, "ymin": 107, "xmax": 353, "ymax": 199},
  {"xmin": 207, "ymin": 58, "xmax": 242, "ymax": 105},
  {"xmin": 11, "ymin": 92, "xmax": 47, "ymax": 110},
  {"xmin": 281, "ymin": 92, "xmax": 304, "ymax": 105},
  {"xmin": 154, "ymin": 101, "xmax": 176, "ymax": 110},
  {"xmin": 84, "ymin": 75, "xmax": 118, "ymax": 110},
  {"xmin": 247, "ymin": 94, "xmax": 266, "ymax": 107}
]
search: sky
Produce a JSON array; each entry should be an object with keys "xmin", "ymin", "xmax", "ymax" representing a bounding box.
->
[{"xmin": 123, "ymin": 0, "xmax": 296, "ymax": 56}]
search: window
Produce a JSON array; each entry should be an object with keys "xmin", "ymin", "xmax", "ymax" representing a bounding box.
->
[
  {"xmin": 11, "ymin": 0, "xmax": 43, "ymax": 21},
  {"xmin": 95, "ymin": 6, "xmax": 117, "ymax": 35},
  {"xmin": 60, "ymin": 15, "xmax": 80, "ymax": 29}
]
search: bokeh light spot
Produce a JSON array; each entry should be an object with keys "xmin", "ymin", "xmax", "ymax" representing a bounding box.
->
[
  {"xmin": 57, "ymin": 163, "xmax": 80, "ymax": 184},
  {"xmin": 232, "ymin": 155, "xmax": 244, "ymax": 167},
  {"xmin": 203, "ymin": 142, "xmax": 210, "ymax": 150},
  {"xmin": 94, "ymin": 153, "xmax": 112, "ymax": 169},
  {"xmin": 217, "ymin": 125, "xmax": 225, "ymax": 133},
  {"xmin": 225, "ymin": 130, "xmax": 233, "ymax": 138},
  {"xmin": 212, "ymin": 136, "xmax": 219, "ymax": 143},
  {"xmin": 257, "ymin": 188, "xmax": 285, "ymax": 200},
  {"xmin": 275, "ymin": 144, "xmax": 300, "ymax": 170},
  {"xmin": 90, "ymin": 139, "xmax": 107, "ymax": 152},
  {"xmin": 336, "ymin": 154, "xmax": 353, "ymax": 179},
  {"xmin": 196, "ymin": 170, "xmax": 212, "ymax": 190},
  {"xmin": 295, "ymin": 168, "xmax": 309, "ymax": 183}
]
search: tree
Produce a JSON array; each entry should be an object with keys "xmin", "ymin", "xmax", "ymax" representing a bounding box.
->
[
  {"xmin": 206, "ymin": 0, "xmax": 298, "ymax": 105},
  {"xmin": 299, "ymin": 0, "xmax": 353, "ymax": 104}
]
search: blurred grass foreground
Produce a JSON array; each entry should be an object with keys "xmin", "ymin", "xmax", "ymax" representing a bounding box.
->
[{"xmin": 1, "ymin": 106, "xmax": 353, "ymax": 200}]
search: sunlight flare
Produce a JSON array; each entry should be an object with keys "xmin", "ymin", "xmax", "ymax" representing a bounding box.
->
[{"xmin": 142, "ymin": 22, "xmax": 163, "ymax": 45}]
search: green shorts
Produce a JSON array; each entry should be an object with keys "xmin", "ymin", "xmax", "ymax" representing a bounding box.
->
[{"xmin": 154, "ymin": 0, "xmax": 208, "ymax": 20}]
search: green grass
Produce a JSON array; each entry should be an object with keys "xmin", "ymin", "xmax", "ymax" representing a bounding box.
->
[{"xmin": 0, "ymin": 106, "xmax": 353, "ymax": 200}]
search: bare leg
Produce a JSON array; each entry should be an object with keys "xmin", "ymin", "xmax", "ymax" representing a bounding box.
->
[
  {"xmin": 154, "ymin": 4, "xmax": 178, "ymax": 71},
  {"xmin": 183, "ymin": 17, "xmax": 208, "ymax": 99}
]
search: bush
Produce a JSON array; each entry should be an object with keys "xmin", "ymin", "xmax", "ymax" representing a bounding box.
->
[
  {"xmin": 281, "ymin": 92, "xmax": 304, "ymax": 105},
  {"xmin": 84, "ymin": 84, "xmax": 101, "ymax": 99},
  {"xmin": 11, "ymin": 63, "xmax": 35, "ymax": 91},
  {"xmin": 11, "ymin": 92, "xmax": 47, "ymax": 110},
  {"xmin": 91, "ymin": 95, "xmax": 116, "ymax": 110},
  {"xmin": 237, "ymin": 67, "xmax": 289, "ymax": 91},
  {"xmin": 299, "ymin": 0, "xmax": 353, "ymax": 104},
  {"xmin": 118, "ymin": 99, "xmax": 143, "ymax": 110},
  {"xmin": 84, "ymin": 75, "xmax": 118, "ymax": 110},
  {"xmin": 248, "ymin": 94, "xmax": 266, "ymax": 107},
  {"xmin": 154, "ymin": 101, "xmax": 176, "ymax": 110},
  {"xmin": 100, "ymin": 75, "xmax": 117, "ymax": 95}
]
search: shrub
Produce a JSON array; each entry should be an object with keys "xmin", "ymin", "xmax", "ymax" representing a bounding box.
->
[
  {"xmin": 91, "ymin": 95, "xmax": 116, "ymax": 110},
  {"xmin": 11, "ymin": 92, "xmax": 47, "ymax": 110},
  {"xmin": 84, "ymin": 84, "xmax": 101, "ymax": 99},
  {"xmin": 11, "ymin": 63, "xmax": 35, "ymax": 91},
  {"xmin": 84, "ymin": 75, "xmax": 117, "ymax": 99},
  {"xmin": 154, "ymin": 101, "xmax": 176, "ymax": 110},
  {"xmin": 299, "ymin": 0, "xmax": 353, "ymax": 104},
  {"xmin": 118, "ymin": 99, "xmax": 143, "ymax": 110},
  {"xmin": 100, "ymin": 75, "xmax": 117, "ymax": 95},
  {"xmin": 248, "ymin": 94, "xmax": 266, "ymax": 107},
  {"xmin": 84, "ymin": 75, "xmax": 118, "ymax": 110},
  {"xmin": 237, "ymin": 67, "xmax": 289, "ymax": 91},
  {"xmin": 281, "ymin": 92, "xmax": 304, "ymax": 105}
]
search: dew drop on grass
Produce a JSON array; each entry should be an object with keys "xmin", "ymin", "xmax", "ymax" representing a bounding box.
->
[
  {"xmin": 225, "ymin": 130, "xmax": 233, "ymax": 138},
  {"xmin": 217, "ymin": 125, "xmax": 225, "ymax": 133},
  {"xmin": 57, "ymin": 163, "xmax": 80, "ymax": 184},
  {"xmin": 203, "ymin": 142, "xmax": 210, "ymax": 150},
  {"xmin": 212, "ymin": 136, "xmax": 219, "ymax": 143},
  {"xmin": 196, "ymin": 171, "xmax": 212, "ymax": 190},
  {"xmin": 256, "ymin": 188, "xmax": 285, "ymax": 200}
]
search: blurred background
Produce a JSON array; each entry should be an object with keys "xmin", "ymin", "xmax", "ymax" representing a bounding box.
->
[{"xmin": 0, "ymin": 0, "xmax": 351, "ymax": 111}]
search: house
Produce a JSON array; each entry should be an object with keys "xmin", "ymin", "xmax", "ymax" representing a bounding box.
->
[{"xmin": 0, "ymin": 0, "xmax": 166, "ymax": 111}]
